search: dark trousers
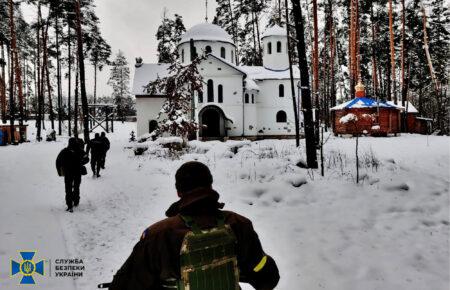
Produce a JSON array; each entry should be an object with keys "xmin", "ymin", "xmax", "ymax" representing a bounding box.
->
[
  {"xmin": 100, "ymin": 154, "xmax": 107, "ymax": 169},
  {"xmin": 64, "ymin": 174, "xmax": 81, "ymax": 208},
  {"xmin": 91, "ymin": 157, "xmax": 101, "ymax": 176}
]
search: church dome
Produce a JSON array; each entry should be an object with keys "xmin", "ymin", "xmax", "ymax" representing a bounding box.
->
[
  {"xmin": 262, "ymin": 25, "xmax": 287, "ymax": 39},
  {"xmin": 179, "ymin": 23, "xmax": 234, "ymax": 45}
]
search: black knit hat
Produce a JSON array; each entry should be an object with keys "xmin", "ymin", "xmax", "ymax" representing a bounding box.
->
[{"xmin": 175, "ymin": 161, "xmax": 213, "ymax": 194}]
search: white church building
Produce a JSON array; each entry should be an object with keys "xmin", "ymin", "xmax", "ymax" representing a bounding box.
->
[{"xmin": 132, "ymin": 23, "xmax": 303, "ymax": 139}]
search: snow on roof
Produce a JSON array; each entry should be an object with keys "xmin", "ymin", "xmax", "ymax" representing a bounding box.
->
[
  {"xmin": 330, "ymin": 97, "xmax": 400, "ymax": 111},
  {"xmin": 262, "ymin": 25, "xmax": 287, "ymax": 39},
  {"xmin": 179, "ymin": 23, "xmax": 234, "ymax": 45},
  {"xmin": 240, "ymin": 66, "xmax": 300, "ymax": 80},
  {"xmin": 386, "ymin": 101, "xmax": 419, "ymax": 113},
  {"xmin": 132, "ymin": 63, "xmax": 171, "ymax": 95},
  {"xmin": 245, "ymin": 78, "xmax": 260, "ymax": 91},
  {"xmin": 207, "ymin": 54, "xmax": 247, "ymax": 75}
]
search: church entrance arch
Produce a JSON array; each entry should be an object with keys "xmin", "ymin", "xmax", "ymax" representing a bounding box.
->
[{"xmin": 199, "ymin": 106, "xmax": 227, "ymax": 138}]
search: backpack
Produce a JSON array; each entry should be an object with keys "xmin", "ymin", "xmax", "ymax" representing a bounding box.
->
[{"xmin": 162, "ymin": 213, "xmax": 240, "ymax": 290}]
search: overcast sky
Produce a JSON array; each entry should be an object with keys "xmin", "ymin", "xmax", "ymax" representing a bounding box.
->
[
  {"xmin": 92, "ymin": 0, "xmax": 217, "ymax": 97},
  {"xmin": 21, "ymin": 0, "xmax": 217, "ymax": 98}
]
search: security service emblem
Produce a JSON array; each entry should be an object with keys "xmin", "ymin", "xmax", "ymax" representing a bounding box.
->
[{"xmin": 11, "ymin": 251, "xmax": 45, "ymax": 284}]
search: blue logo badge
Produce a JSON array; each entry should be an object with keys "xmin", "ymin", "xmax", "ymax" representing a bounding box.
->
[{"xmin": 11, "ymin": 251, "xmax": 45, "ymax": 284}]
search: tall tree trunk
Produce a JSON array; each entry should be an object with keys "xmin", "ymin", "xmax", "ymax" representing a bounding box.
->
[
  {"xmin": 349, "ymin": 0, "xmax": 358, "ymax": 98},
  {"xmin": 74, "ymin": 60, "xmax": 79, "ymax": 137},
  {"xmin": 312, "ymin": 0, "xmax": 320, "ymax": 144},
  {"xmin": 0, "ymin": 41, "xmax": 6, "ymax": 123},
  {"xmin": 250, "ymin": 12, "xmax": 258, "ymax": 64},
  {"xmin": 329, "ymin": 0, "xmax": 336, "ymax": 110},
  {"xmin": 227, "ymin": 0, "xmax": 239, "ymax": 64},
  {"xmin": 7, "ymin": 40, "xmax": 15, "ymax": 144},
  {"xmin": 36, "ymin": 2, "xmax": 43, "ymax": 141},
  {"xmin": 312, "ymin": 0, "xmax": 319, "ymax": 106},
  {"xmin": 9, "ymin": 0, "xmax": 25, "ymax": 142},
  {"xmin": 400, "ymin": 0, "xmax": 408, "ymax": 131},
  {"xmin": 389, "ymin": 0, "xmax": 396, "ymax": 102},
  {"xmin": 421, "ymin": 3, "xmax": 438, "ymax": 92},
  {"xmin": 371, "ymin": 4, "xmax": 379, "ymax": 100},
  {"xmin": 68, "ymin": 21, "xmax": 72, "ymax": 137},
  {"xmin": 55, "ymin": 14, "xmax": 62, "ymax": 135},
  {"xmin": 93, "ymin": 59, "xmax": 97, "ymax": 112},
  {"xmin": 43, "ymin": 21, "xmax": 54, "ymax": 130},
  {"xmin": 291, "ymin": 0, "xmax": 318, "ymax": 169},
  {"xmin": 254, "ymin": 10, "xmax": 262, "ymax": 64},
  {"xmin": 40, "ymin": 19, "xmax": 49, "ymax": 130},
  {"xmin": 75, "ymin": 0, "xmax": 90, "ymax": 143},
  {"xmin": 285, "ymin": 0, "xmax": 300, "ymax": 147}
]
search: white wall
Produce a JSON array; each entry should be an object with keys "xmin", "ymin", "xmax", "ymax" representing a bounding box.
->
[
  {"xmin": 178, "ymin": 41, "xmax": 236, "ymax": 65},
  {"xmin": 262, "ymin": 36, "xmax": 289, "ymax": 71},
  {"xmin": 136, "ymin": 97, "xmax": 165, "ymax": 136},
  {"xmin": 256, "ymin": 79, "xmax": 298, "ymax": 136},
  {"xmin": 196, "ymin": 56, "xmax": 245, "ymax": 137}
]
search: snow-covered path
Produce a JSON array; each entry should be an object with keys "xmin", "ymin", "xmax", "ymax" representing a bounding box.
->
[
  {"xmin": 0, "ymin": 122, "xmax": 449, "ymax": 290},
  {"xmin": 0, "ymin": 138, "xmax": 76, "ymax": 289}
]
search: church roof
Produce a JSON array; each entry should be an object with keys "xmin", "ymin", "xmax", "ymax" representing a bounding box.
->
[
  {"xmin": 132, "ymin": 58, "xmax": 300, "ymax": 96},
  {"xmin": 262, "ymin": 25, "xmax": 287, "ymax": 39},
  {"xmin": 132, "ymin": 63, "xmax": 171, "ymax": 95},
  {"xmin": 387, "ymin": 101, "xmax": 419, "ymax": 113},
  {"xmin": 330, "ymin": 97, "xmax": 400, "ymax": 111},
  {"xmin": 179, "ymin": 23, "xmax": 234, "ymax": 45},
  {"xmin": 241, "ymin": 66, "xmax": 300, "ymax": 80}
]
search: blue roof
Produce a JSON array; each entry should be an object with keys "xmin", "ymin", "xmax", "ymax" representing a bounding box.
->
[{"xmin": 330, "ymin": 97, "xmax": 399, "ymax": 110}]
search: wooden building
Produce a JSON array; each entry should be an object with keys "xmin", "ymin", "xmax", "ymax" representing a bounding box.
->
[
  {"xmin": 386, "ymin": 101, "xmax": 433, "ymax": 134},
  {"xmin": 331, "ymin": 83, "xmax": 402, "ymax": 136},
  {"xmin": 0, "ymin": 122, "xmax": 28, "ymax": 144}
]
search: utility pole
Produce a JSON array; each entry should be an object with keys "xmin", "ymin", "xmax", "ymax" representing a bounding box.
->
[{"xmin": 75, "ymin": 0, "xmax": 90, "ymax": 143}]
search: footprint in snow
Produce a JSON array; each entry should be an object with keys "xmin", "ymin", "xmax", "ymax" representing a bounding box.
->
[{"xmin": 385, "ymin": 183, "xmax": 410, "ymax": 191}]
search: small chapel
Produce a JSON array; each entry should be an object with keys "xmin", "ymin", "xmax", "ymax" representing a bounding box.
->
[{"xmin": 132, "ymin": 23, "xmax": 303, "ymax": 139}]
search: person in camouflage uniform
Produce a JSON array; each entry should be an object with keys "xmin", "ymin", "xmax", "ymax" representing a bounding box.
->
[{"xmin": 109, "ymin": 161, "xmax": 279, "ymax": 290}]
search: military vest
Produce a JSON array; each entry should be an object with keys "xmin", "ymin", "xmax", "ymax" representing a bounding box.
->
[{"xmin": 162, "ymin": 214, "xmax": 240, "ymax": 290}]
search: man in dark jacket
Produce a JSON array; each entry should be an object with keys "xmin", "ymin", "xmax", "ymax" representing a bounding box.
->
[
  {"xmin": 87, "ymin": 133, "xmax": 105, "ymax": 178},
  {"xmin": 109, "ymin": 161, "xmax": 280, "ymax": 290},
  {"xmin": 99, "ymin": 132, "xmax": 110, "ymax": 169},
  {"xmin": 56, "ymin": 137, "xmax": 88, "ymax": 212}
]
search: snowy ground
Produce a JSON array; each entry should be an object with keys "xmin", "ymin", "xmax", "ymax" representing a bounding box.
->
[{"xmin": 0, "ymin": 122, "xmax": 449, "ymax": 290}]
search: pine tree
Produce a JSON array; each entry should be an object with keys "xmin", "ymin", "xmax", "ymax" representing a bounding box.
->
[
  {"xmin": 145, "ymin": 56, "xmax": 204, "ymax": 139},
  {"xmin": 156, "ymin": 10, "xmax": 186, "ymax": 64},
  {"xmin": 234, "ymin": 0, "xmax": 268, "ymax": 66},
  {"xmin": 88, "ymin": 25, "xmax": 111, "ymax": 106},
  {"xmin": 108, "ymin": 50, "xmax": 132, "ymax": 122}
]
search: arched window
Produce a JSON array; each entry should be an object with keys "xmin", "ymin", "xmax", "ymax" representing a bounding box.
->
[
  {"xmin": 149, "ymin": 120, "xmax": 158, "ymax": 133},
  {"xmin": 207, "ymin": 79, "xmax": 214, "ymax": 102},
  {"xmin": 268, "ymin": 42, "xmax": 272, "ymax": 54},
  {"xmin": 218, "ymin": 85, "xmax": 223, "ymax": 103},
  {"xmin": 277, "ymin": 41, "xmax": 282, "ymax": 53},
  {"xmin": 245, "ymin": 93, "xmax": 249, "ymax": 104},
  {"xmin": 198, "ymin": 90, "xmax": 203, "ymax": 103},
  {"xmin": 251, "ymin": 94, "xmax": 255, "ymax": 104},
  {"xmin": 276, "ymin": 111, "xmax": 287, "ymax": 123},
  {"xmin": 191, "ymin": 46, "xmax": 197, "ymax": 61},
  {"xmin": 221, "ymin": 47, "xmax": 226, "ymax": 59},
  {"xmin": 279, "ymin": 84, "xmax": 285, "ymax": 97},
  {"xmin": 231, "ymin": 50, "xmax": 234, "ymax": 63},
  {"xmin": 205, "ymin": 46, "xmax": 212, "ymax": 54}
]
